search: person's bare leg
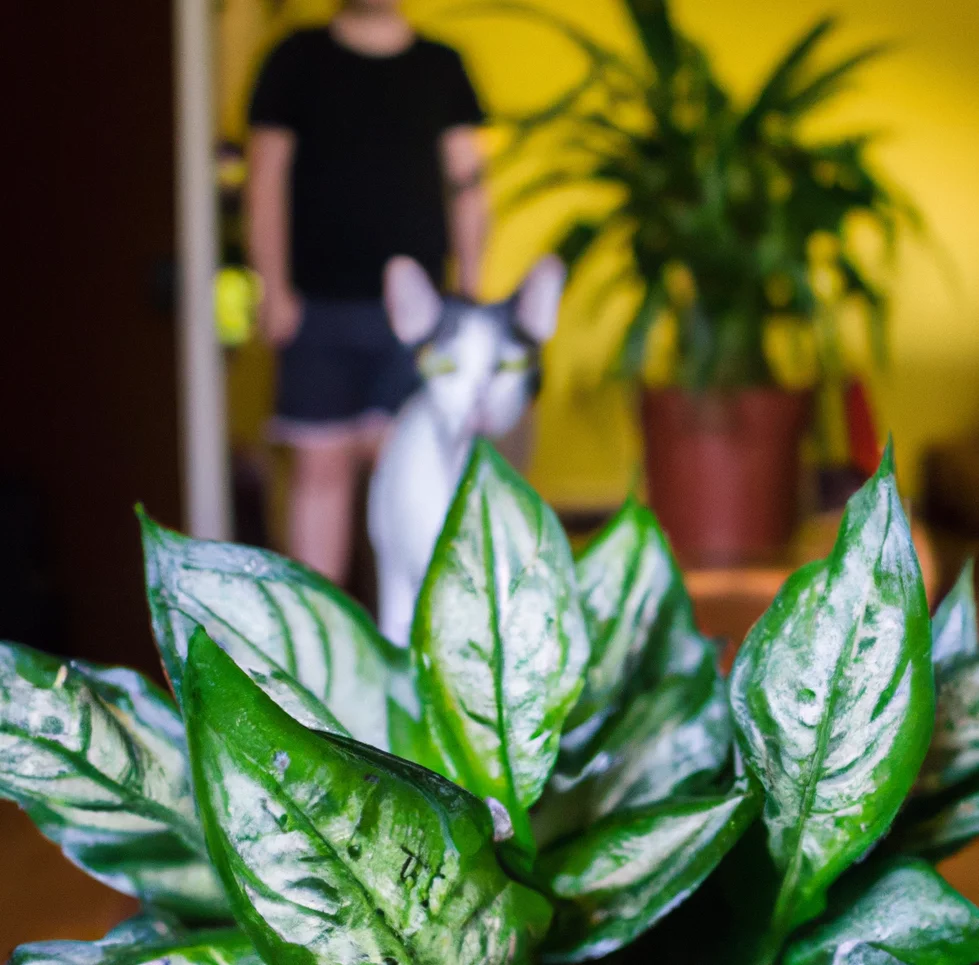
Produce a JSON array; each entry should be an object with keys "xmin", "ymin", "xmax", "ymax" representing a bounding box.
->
[
  {"xmin": 288, "ymin": 437, "xmax": 358, "ymax": 585},
  {"xmin": 356, "ymin": 411, "xmax": 394, "ymax": 467}
]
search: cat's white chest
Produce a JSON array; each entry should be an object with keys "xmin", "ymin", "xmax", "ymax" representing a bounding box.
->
[{"xmin": 367, "ymin": 393, "xmax": 470, "ymax": 645}]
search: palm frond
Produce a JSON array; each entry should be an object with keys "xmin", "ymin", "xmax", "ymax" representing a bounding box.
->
[
  {"xmin": 584, "ymin": 263, "xmax": 640, "ymax": 323},
  {"xmin": 476, "ymin": 1, "xmax": 918, "ymax": 387},
  {"xmin": 782, "ymin": 43, "xmax": 890, "ymax": 117},
  {"xmin": 492, "ymin": 84, "xmax": 599, "ymax": 133},
  {"xmin": 494, "ymin": 170, "xmax": 595, "ymax": 216},
  {"xmin": 556, "ymin": 221, "xmax": 603, "ymax": 267},
  {"xmin": 616, "ymin": 281, "xmax": 667, "ymax": 377},
  {"xmin": 839, "ymin": 254, "xmax": 888, "ymax": 368},
  {"xmin": 622, "ymin": 0, "xmax": 679, "ymax": 78},
  {"xmin": 740, "ymin": 17, "xmax": 836, "ymax": 133},
  {"xmin": 489, "ymin": 64, "xmax": 605, "ymax": 168}
]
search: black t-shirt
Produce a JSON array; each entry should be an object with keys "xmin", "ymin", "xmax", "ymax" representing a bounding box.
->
[{"xmin": 249, "ymin": 29, "xmax": 484, "ymax": 298}]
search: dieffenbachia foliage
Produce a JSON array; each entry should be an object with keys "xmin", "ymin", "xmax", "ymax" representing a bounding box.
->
[
  {"xmin": 538, "ymin": 777, "xmax": 760, "ymax": 961},
  {"xmin": 783, "ymin": 859, "xmax": 979, "ymax": 965},
  {"xmin": 896, "ymin": 558, "xmax": 979, "ymax": 861},
  {"xmin": 139, "ymin": 507, "xmax": 405, "ymax": 745},
  {"xmin": 539, "ymin": 498, "xmax": 731, "ymax": 842},
  {"xmin": 184, "ymin": 629, "xmax": 553, "ymax": 965},
  {"xmin": 730, "ymin": 444, "xmax": 935, "ymax": 958},
  {"xmin": 5, "ymin": 442, "xmax": 979, "ymax": 965},
  {"xmin": 411, "ymin": 442, "xmax": 590, "ymax": 864},
  {"xmin": 9, "ymin": 912, "xmax": 260, "ymax": 965},
  {"xmin": 0, "ymin": 642, "xmax": 228, "ymax": 919}
]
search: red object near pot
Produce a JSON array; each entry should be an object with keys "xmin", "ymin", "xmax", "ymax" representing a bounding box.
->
[
  {"xmin": 641, "ymin": 387, "xmax": 811, "ymax": 566},
  {"xmin": 844, "ymin": 379, "xmax": 882, "ymax": 481}
]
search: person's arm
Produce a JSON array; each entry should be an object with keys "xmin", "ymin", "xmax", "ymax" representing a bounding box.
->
[
  {"xmin": 441, "ymin": 126, "xmax": 489, "ymax": 300},
  {"xmin": 246, "ymin": 127, "xmax": 301, "ymax": 346}
]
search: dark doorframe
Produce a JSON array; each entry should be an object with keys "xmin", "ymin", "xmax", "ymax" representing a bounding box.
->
[{"xmin": 2, "ymin": 1, "xmax": 182, "ymax": 679}]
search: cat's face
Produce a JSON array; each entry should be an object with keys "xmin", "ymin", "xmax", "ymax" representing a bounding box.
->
[
  {"xmin": 413, "ymin": 301, "xmax": 538, "ymax": 440},
  {"xmin": 384, "ymin": 257, "xmax": 565, "ymax": 444}
]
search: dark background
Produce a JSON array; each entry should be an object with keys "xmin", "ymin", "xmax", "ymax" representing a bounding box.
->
[{"xmin": 2, "ymin": 2, "xmax": 180, "ymax": 681}]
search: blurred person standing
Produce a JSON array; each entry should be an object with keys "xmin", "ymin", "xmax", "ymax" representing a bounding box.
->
[{"xmin": 247, "ymin": 0, "xmax": 487, "ymax": 585}]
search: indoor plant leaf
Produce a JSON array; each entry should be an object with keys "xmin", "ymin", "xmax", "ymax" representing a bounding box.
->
[
  {"xmin": 9, "ymin": 912, "xmax": 261, "ymax": 965},
  {"xmin": 729, "ymin": 444, "xmax": 934, "ymax": 956},
  {"xmin": 930, "ymin": 559, "xmax": 977, "ymax": 676},
  {"xmin": 783, "ymin": 858, "xmax": 979, "ymax": 965},
  {"xmin": 0, "ymin": 641, "xmax": 228, "ymax": 919},
  {"xmin": 569, "ymin": 497, "xmax": 688, "ymax": 732},
  {"xmin": 897, "ymin": 560, "xmax": 979, "ymax": 849},
  {"xmin": 412, "ymin": 440, "xmax": 590, "ymax": 863},
  {"xmin": 552, "ymin": 501, "xmax": 730, "ymax": 826},
  {"xmin": 183, "ymin": 628, "xmax": 553, "ymax": 965},
  {"xmin": 139, "ymin": 508, "xmax": 405, "ymax": 746},
  {"xmin": 571, "ymin": 661, "xmax": 730, "ymax": 818},
  {"xmin": 537, "ymin": 777, "xmax": 760, "ymax": 963},
  {"xmin": 897, "ymin": 781, "xmax": 979, "ymax": 861},
  {"xmin": 739, "ymin": 16, "xmax": 836, "ymax": 134},
  {"xmin": 623, "ymin": 0, "xmax": 679, "ymax": 78},
  {"xmin": 917, "ymin": 660, "xmax": 979, "ymax": 795},
  {"xmin": 541, "ymin": 635, "xmax": 731, "ymax": 846}
]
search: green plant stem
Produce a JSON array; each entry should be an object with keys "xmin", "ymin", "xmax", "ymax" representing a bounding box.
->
[{"xmin": 753, "ymin": 893, "xmax": 796, "ymax": 965}]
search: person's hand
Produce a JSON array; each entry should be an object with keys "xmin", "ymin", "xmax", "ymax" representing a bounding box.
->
[{"xmin": 260, "ymin": 287, "xmax": 303, "ymax": 347}]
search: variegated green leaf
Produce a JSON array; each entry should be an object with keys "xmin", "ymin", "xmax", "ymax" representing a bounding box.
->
[
  {"xmin": 898, "ymin": 782, "xmax": 979, "ymax": 861},
  {"xmin": 569, "ymin": 497, "xmax": 684, "ymax": 732},
  {"xmin": 413, "ymin": 441, "xmax": 590, "ymax": 863},
  {"xmin": 0, "ymin": 642, "xmax": 227, "ymax": 919},
  {"xmin": 730, "ymin": 445, "xmax": 933, "ymax": 959},
  {"xmin": 10, "ymin": 913, "xmax": 260, "ymax": 965},
  {"xmin": 783, "ymin": 859, "xmax": 979, "ymax": 965},
  {"xmin": 931, "ymin": 559, "xmax": 978, "ymax": 676},
  {"xmin": 184, "ymin": 629, "xmax": 553, "ymax": 965},
  {"xmin": 575, "ymin": 661, "xmax": 730, "ymax": 817},
  {"xmin": 549, "ymin": 502, "xmax": 730, "ymax": 829},
  {"xmin": 538, "ymin": 778, "xmax": 760, "ymax": 962},
  {"xmin": 140, "ymin": 509, "xmax": 407, "ymax": 746},
  {"xmin": 918, "ymin": 661, "xmax": 979, "ymax": 796},
  {"xmin": 917, "ymin": 561, "xmax": 979, "ymax": 796}
]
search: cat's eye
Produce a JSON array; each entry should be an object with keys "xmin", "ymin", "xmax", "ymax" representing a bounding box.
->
[
  {"xmin": 496, "ymin": 357, "xmax": 531, "ymax": 374},
  {"xmin": 417, "ymin": 346, "xmax": 458, "ymax": 377}
]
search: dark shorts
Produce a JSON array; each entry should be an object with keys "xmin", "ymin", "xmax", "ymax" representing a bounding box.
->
[{"xmin": 272, "ymin": 298, "xmax": 420, "ymax": 433}]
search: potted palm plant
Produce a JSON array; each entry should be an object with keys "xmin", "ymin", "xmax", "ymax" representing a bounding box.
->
[{"xmin": 483, "ymin": 0, "xmax": 917, "ymax": 564}]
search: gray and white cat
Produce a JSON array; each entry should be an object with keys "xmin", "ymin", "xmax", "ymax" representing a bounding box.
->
[{"xmin": 367, "ymin": 255, "xmax": 565, "ymax": 647}]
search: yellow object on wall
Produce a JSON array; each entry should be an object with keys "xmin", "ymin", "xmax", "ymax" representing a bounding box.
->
[
  {"xmin": 214, "ymin": 267, "xmax": 260, "ymax": 347},
  {"xmin": 220, "ymin": 0, "xmax": 979, "ymax": 506}
]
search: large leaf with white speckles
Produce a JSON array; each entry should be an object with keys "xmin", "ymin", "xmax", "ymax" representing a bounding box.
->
[
  {"xmin": 897, "ymin": 781, "xmax": 979, "ymax": 861},
  {"xmin": 783, "ymin": 859, "xmax": 979, "ymax": 965},
  {"xmin": 0, "ymin": 642, "xmax": 228, "ymax": 919},
  {"xmin": 569, "ymin": 497, "xmax": 684, "ymax": 733},
  {"xmin": 729, "ymin": 445, "xmax": 934, "ymax": 958},
  {"xmin": 140, "ymin": 509, "xmax": 407, "ymax": 746},
  {"xmin": 540, "ymin": 500, "xmax": 730, "ymax": 839},
  {"xmin": 184, "ymin": 629, "xmax": 552, "ymax": 965},
  {"xmin": 9, "ymin": 913, "xmax": 260, "ymax": 965},
  {"xmin": 917, "ymin": 660, "xmax": 979, "ymax": 797},
  {"xmin": 931, "ymin": 560, "xmax": 978, "ymax": 676},
  {"xmin": 538, "ymin": 777, "xmax": 760, "ymax": 962},
  {"xmin": 412, "ymin": 441, "xmax": 590, "ymax": 866},
  {"xmin": 896, "ymin": 560, "xmax": 979, "ymax": 859},
  {"xmin": 917, "ymin": 560, "xmax": 979, "ymax": 795}
]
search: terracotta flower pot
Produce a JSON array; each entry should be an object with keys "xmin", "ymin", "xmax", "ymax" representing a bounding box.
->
[{"xmin": 641, "ymin": 387, "xmax": 811, "ymax": 566}]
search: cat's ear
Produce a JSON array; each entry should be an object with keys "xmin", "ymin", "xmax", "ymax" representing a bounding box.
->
[
  {"xmin": 514, "ymin": 255, "xmax": 566, "ymax": 343},
  {"xmin": 383, "ymin": 256, "xmax": 443, "ymax": 345}
]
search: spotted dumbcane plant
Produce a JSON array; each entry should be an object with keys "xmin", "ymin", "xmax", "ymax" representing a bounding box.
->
[{"xmin": 4, "ymin": 441, "xmax": 979, "ymax": 964}]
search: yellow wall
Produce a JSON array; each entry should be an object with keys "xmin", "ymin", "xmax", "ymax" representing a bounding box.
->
[{"xmin": 221, "ymin": 0, "xmax": 979, "ymax": 506}]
